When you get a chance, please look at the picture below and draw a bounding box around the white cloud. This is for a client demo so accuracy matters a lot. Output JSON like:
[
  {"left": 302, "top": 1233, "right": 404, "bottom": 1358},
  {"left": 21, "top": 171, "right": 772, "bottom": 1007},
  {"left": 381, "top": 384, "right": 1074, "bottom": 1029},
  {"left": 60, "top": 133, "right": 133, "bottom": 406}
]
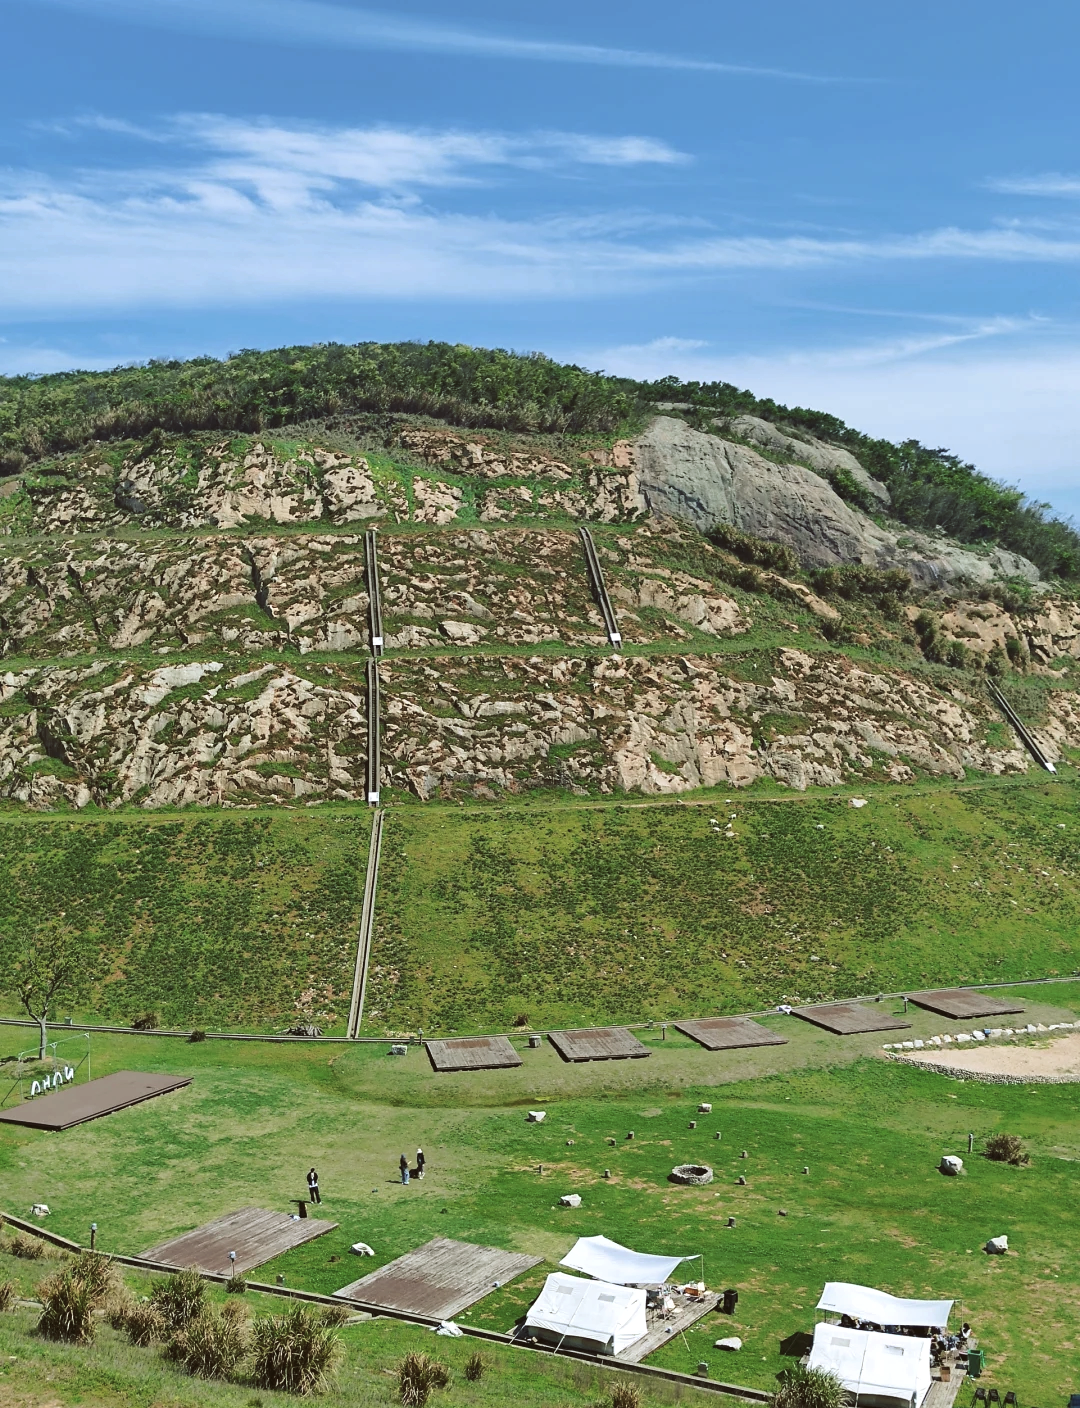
[
  {"left": 20, "top": 0, "right": 839, "bottom": 81},
  {"left": 987, "top": 173, "right": 1080, "bottom": 197}
]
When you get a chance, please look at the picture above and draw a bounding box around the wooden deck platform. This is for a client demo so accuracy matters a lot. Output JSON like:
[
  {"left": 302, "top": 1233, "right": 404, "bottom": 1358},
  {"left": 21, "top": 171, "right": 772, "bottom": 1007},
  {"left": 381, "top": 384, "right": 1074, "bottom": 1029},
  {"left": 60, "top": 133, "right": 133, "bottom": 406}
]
[
  {"left": 548, "top": 1028, "right": 650, "bottom": 1063},
  {"left": 617, "top": 1291, "right": 721, "bottom": 1363},
  {"left": 0, "top": 1071, "right": 192, "bottom": 1131},
  {"left": 674, "top": 1017, "right": 787, "bottom": 1051},
  {"left": 425, "top": 1036, "right": 522, "bottom": 1072},
  {"left": 793, "top": 1002, "right": 911, "bottom": 1035},
  {"left": 907, "top": 988, "right": 1026, "bottom": 1020},
  {"left": 923, "top": 1363, "right": 968, "bottom": 1408},
  {"left": 140, "top": 1207, "right": 337, "bottom": 1276},
  {"left": 335, "top": 1236, "right": 541, "bottom": 1319}
]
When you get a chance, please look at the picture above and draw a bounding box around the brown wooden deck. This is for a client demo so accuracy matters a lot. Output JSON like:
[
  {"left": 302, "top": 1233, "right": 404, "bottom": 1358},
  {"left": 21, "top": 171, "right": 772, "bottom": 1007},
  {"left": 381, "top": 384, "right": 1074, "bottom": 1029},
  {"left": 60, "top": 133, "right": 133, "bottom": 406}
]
[
  {"left": 425, "top": 1036, "right": 523, "bottom": 1072},
  {"left": 0, "top": 1071, "right": 192, "bottom": 1131},
  {"left": 793, "top": 1003, "right": 911, "bottom": 1035},
  {"left": 907, "top": 989, "right": 1026, "bottom": 1020},
  {"left": 923, "top": 1360, "right": 968, "bottom": 1408},
  {"left": 335, "top": 1236, "right": 541, "bottom": 1319},
  {"left": 549, "top": 1028, "right": 650, "bottom": 1062},
  {"left": 140, "top": 1207, "right": 337, "bottom": 1276},
  {"left": 675, "top": 1017, "right": 787, "bottom": 1051},
  {"left": 618, "top": 1291, "right": 721, "bottom": 1363}
]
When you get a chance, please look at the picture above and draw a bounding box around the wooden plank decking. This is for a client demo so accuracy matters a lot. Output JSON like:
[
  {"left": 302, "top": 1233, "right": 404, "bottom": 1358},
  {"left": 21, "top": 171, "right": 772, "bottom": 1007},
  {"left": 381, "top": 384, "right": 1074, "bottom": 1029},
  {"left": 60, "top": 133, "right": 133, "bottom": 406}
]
[
  {"left": 793, "top": 1003, "right": 911, "bottom": 1035},
  {"left": 907, "top": 989, "right": 1026, "bottom": 1020},
  {"left": 617, "top": 1291, "right": 721, "bottom": 1363},
  {"left": 675, "top": 1017, "right": 787, "bottom": 1051},
  {"left": 426, "top": 1036, "right": 523, "bottom": 1072},
  {"left": 549, "top": 1028, "right": 650, "bottom": 1063},
  {"left": 335, "top": 1236, "right": 541, "bottom": 1318},
  {"left": 923, "top": 1365, "right": 968, "bottom": 1408},
  {"left": 140, "top": 1207, "right": 337, "bottom": 1276},
  {"left": 0, "top": 1071, "right": 192, "bottom": 1131}
]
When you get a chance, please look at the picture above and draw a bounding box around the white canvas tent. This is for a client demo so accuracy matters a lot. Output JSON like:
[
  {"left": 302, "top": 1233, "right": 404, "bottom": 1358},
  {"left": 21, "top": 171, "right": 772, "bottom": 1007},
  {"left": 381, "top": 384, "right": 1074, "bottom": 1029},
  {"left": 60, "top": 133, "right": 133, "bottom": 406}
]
[
  {"left": 524, "top": 1272, "right": 647, "bottom": 1356},
  {"left": 808, "top": 1322, "right": 932, "bottom": 1408},
  {"left": 560, "top": 1235, "right": 693, "bottom": 1287},
  {"left": 817, "top": 1283, "right": 953, "bottom": 1329}
]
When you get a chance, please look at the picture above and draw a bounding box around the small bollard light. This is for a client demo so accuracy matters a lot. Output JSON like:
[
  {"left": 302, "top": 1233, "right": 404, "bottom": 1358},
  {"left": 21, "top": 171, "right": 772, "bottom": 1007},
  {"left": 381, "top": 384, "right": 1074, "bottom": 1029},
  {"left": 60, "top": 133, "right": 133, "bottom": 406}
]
[
  {"left": 697, "top": 1362, "right": 709, "bottom": 1377},
  {"left": 277, "top": 1274, "right": 285, "bottom": 1285},
  {"left": 968, "top": 1132, "right": 974, "bottom": 1154},
  {"left": 603, "top": 1169, "right": 610, "bottom": 1179},
  {"left": 688, "top": 1121, "right": 697, "bottom": 1129},
  {"left": 727, "top": 1216, "right": 736, "bottom": 1228},
  {"left": 803, "top": 1166, "right": 810, "bottom": 1175},
  {"left": 90, "top": 1222, "right": 97, "bottom": 1251}
]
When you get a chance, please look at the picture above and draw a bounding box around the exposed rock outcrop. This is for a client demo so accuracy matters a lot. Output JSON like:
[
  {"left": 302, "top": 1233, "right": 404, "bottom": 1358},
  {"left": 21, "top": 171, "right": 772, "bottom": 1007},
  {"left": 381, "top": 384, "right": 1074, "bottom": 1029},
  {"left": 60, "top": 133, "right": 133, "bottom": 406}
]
[
  {"left": 635, "top": 417, "right": 1040, "bottom": 586},
  {"left": 725, "top": 414, "right": 891, "bottom": 509}
]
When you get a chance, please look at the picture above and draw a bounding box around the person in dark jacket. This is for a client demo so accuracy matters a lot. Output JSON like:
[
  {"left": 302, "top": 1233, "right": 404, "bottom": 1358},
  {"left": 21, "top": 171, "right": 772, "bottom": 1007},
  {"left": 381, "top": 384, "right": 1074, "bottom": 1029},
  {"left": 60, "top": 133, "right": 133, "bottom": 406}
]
[
  {"left": 307, "top": 1168, "right": 321, "bottom": 1204},
  {"left": 416, "top": 1147, "right": 425, "bottom": 1179},
  {"left": 399, "top": 1153, "right": 410, "bottom": 1185}
]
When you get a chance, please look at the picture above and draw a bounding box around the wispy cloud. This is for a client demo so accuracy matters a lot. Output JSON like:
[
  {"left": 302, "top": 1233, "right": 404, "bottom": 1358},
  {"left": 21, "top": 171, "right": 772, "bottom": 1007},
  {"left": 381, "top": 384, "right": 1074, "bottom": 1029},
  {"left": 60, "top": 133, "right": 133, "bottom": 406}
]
[
  {"left": 18, "top": 0, "right": 841, "bottom": 81},
  {"left": 987, "top": 173, "right": 1080, "bottom": 197},
  {"left": 8, "top": 119, "right": 1080, "bottom": 317}
]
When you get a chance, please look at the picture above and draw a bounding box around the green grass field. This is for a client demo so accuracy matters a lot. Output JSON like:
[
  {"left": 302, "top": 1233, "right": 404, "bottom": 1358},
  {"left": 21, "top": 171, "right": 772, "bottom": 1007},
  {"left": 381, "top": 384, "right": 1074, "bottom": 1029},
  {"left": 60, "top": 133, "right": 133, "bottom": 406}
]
[
  {"left": 1, "top": 994, "right": 1078, "bottom": 1406},
  {"left": 0, "top": 811, "right": 370, "bottom": 1032},
  {"left": 364, "top": 779, "right": 1080, "bottom": 1033}
]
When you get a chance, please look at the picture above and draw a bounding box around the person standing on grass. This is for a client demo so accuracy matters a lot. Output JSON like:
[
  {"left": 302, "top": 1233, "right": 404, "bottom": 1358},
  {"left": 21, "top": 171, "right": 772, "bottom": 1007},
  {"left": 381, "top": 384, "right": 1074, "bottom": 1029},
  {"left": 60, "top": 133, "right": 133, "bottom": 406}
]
[
  {"left": 400, "top": 1153, "right": 410, "bottom": 1185},
  {"left": 307, "top": 1168, "right": 321, "bottom": 1204},
  {"left": 416, "top": 1147, "right": 425, "bottom": 1180}
]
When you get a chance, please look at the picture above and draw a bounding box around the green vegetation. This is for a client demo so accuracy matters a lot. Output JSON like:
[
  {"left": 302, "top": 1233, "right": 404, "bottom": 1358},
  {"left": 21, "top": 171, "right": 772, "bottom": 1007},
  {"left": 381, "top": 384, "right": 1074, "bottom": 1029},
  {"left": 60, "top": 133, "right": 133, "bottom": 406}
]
[
  {"left": 1, "top": 1017, "right": 1078, "bottom": 1403},
  {"left": 0, "top": 813, "right": 369, "bottom": 1031},
  {"left": 3, "top": 339, "right": 1078, "bottom": 575},
  {"left": 365, "top": 781, "right": 1080, "bottom": 1034}
]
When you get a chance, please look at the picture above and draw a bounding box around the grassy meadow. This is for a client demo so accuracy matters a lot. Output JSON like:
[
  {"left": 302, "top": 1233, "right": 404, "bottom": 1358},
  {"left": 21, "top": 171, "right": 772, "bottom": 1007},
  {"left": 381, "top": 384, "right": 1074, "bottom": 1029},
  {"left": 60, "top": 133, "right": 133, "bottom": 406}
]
[
  {"left": 0, "top": 811, "right": 370, "bottom": 1032},
  {"left": 1, "top": 997, "right": 1078, "bottom": 1405},
  {"left": 364, "top": 779, "right": 1080, "bottom": 1033}
]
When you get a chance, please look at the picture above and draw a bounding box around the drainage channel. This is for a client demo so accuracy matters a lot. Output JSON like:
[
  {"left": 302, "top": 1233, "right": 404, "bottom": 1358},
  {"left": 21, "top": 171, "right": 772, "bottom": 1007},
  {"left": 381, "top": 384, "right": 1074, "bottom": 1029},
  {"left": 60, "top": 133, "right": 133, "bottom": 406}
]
[
  {"left": 987, "top": 679, "right": 1056, "bottom": 773},
  {"left": 365, "top": 529, "right": 384, "bottom": 657},
  {"left": 578, "top": 525, "right": 622, "bottom": 649},
  {"left": 366, "top": 656, "right": 381, "bottom": 804},
  {"left": 347, "top": 808, "right": 386, "bottom": 1039}
]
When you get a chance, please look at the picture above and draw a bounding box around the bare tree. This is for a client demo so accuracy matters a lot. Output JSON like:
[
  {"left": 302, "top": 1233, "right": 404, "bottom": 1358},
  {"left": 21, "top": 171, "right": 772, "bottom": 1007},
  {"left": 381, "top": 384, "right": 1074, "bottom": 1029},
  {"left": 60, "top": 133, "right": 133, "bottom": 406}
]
[{"left": 13, "top": 922, "right": 75, "bottom": 1060}]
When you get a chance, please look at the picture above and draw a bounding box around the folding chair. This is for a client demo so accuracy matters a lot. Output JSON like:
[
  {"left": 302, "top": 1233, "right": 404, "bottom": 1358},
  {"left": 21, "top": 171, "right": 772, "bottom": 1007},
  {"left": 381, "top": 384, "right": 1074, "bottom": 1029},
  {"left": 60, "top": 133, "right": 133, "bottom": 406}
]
[
  {"left": 1003, "top": 1394, "right": 1018, "bottom": 1408},
  {"left": 971, "top": 1389, "right": 987, "bottom": 1407},
  {"left": 987, "top": 1390, "right": 1001, "bottom": 1406}
]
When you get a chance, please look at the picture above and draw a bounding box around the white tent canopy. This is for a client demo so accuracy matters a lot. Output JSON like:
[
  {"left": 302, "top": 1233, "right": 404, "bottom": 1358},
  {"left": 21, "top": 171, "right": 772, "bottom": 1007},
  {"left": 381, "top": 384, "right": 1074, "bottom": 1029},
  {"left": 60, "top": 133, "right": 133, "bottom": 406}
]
[
  {"left": 524, "top": 1272, "right": 647, "bottom": 1356},
  {"left": 808, "top": 1322, "right": 932, "bottom": 1408},
  {"left": 559, "top": 1235, "right": 693, "bottom": 1287},
  {"left": 817, "top": 1283, "right": 953, "bottom": 1329}
]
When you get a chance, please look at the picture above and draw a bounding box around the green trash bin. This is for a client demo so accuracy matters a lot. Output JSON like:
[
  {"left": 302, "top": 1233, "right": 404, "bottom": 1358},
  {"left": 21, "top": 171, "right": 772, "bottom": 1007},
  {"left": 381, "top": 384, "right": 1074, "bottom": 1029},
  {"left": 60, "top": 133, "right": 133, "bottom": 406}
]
[{"left": 967, "top": 1348, "right": 985, "bottom": 1378}]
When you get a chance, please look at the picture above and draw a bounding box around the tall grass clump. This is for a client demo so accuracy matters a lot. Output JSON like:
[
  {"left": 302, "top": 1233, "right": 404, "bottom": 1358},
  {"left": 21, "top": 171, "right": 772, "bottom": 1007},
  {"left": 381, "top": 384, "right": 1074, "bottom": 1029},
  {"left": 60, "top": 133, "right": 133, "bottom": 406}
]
[
  {"left": 773, "top": 1364, "right": 851, "bottom": 1408},
  {"left": 0, "top": 1281, "right": 17, "bottom": 1312},
  {"left": 36, "top": 1269, "right": 97, "bottom": 1343},
  {"left": 149, "top": 1267, "right": 206, "bottom": 1331},
  {"left": 251, "top": 1304, "right": 342, "bottom": 1395},
  {"left": 463, "top": 1350, "right": 487, "bottom": 1382},
  {"left": 166, "top": 1301, "right": 249, "bottom": 1380},
  {"left": 610, "top": 1383, "right": 643, "bottom": 1408},
  {"left": 397, "top": 1350, "right": 452, "bottom": 1407}
]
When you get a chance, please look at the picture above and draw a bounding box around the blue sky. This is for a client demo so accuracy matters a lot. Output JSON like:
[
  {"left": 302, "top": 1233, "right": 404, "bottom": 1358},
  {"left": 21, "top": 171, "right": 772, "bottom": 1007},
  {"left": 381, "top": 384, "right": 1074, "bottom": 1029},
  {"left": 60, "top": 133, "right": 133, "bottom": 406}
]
[{"left": 2, "top": 0, "right": 1080, "bottom": 517}]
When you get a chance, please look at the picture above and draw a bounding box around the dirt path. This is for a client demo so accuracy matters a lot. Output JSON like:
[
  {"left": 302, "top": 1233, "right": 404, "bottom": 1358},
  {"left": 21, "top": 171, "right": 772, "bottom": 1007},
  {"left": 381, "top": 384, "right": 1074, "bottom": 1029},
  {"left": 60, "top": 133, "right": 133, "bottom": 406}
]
[{"left": 905, "top": 1031, "right": 1080, "bottom": 1078}]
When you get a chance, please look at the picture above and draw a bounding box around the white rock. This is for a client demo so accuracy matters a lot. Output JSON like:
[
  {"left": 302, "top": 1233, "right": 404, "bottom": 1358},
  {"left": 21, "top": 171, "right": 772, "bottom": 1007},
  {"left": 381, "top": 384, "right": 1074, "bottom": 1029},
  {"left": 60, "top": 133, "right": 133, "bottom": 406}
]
[
  {"left": 715, "top": 1337, "right": 743, "bottom": 1351},
  {"left": 985, "top": 1236, "right": 1008, "bottom": 1254},
  {"left": 527, "top": 1111, "right": 546, "bottom": 1123},
  {"left": 849, "top": 797, "right": 869, "bottom": 808},
  {"left": 30, "top": 1203, "right": 50, "bottom": 1216},
  {"left": 939, "top": 1156, "right": 964, "bottom": 1176},
  {"left": 559, "top": 1194, "right": 582, "bottom": 1208},
  {"left": 351, "top": 1242, "right": 375, "bottom": 1256}
]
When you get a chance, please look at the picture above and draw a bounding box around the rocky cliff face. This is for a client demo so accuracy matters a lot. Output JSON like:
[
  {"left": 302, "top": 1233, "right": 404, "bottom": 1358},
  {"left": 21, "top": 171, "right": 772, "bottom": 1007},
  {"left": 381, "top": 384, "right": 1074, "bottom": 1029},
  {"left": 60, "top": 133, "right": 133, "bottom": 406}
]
[
  {"left": 635, "top": 417, "right": 1040, "bottom": 586},
  {"left": 1, "top": 416, "right": 1076, "bottom": 811}
]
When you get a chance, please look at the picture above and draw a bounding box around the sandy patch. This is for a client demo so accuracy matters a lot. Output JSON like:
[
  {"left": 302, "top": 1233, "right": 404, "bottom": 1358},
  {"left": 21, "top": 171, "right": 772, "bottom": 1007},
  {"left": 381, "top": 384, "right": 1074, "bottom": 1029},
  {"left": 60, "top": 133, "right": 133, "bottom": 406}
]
[{"left": 904, "top": 1031, "right": 1080, "bottom": 1079}]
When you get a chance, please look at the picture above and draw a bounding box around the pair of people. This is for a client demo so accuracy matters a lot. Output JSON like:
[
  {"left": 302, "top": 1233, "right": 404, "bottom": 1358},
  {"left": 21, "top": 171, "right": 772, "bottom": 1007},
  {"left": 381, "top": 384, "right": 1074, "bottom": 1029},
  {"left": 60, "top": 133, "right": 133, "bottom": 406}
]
[{"left": 399, "top": 1147, "right": 426, "bottom": 1184}]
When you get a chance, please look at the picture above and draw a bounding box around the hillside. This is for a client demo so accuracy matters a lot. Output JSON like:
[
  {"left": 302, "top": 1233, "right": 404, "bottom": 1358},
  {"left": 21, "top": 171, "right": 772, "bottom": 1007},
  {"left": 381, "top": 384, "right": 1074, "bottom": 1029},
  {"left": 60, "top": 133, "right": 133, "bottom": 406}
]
[{"left": 1, "top": 340, "right": 1079, "bottom": 1032}]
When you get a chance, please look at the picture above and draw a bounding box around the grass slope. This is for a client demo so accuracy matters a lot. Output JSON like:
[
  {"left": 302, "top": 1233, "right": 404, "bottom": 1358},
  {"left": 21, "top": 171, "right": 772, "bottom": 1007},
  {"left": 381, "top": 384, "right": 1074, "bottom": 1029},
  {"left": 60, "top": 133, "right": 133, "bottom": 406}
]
[
  {"left": 1, "top": 1009, "right": 1077, "bottom": 1403},
  {"left": 0, "top": 811, "right": 369, "bottom": 1031},
  {"left": 365, "top": 780, "right": 1080, "bottom": 1033}
]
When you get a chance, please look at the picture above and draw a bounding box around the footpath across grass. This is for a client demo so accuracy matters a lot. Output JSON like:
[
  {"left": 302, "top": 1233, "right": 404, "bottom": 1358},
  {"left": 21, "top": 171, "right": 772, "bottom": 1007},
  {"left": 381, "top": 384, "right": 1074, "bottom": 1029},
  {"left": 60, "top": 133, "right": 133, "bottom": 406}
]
[
  {"left": 364, "top": 780, "right": 1080, "bottom": 1033},
  {"left": 1, "top": 1004, "right": 1078, "bottom": 1406}
]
